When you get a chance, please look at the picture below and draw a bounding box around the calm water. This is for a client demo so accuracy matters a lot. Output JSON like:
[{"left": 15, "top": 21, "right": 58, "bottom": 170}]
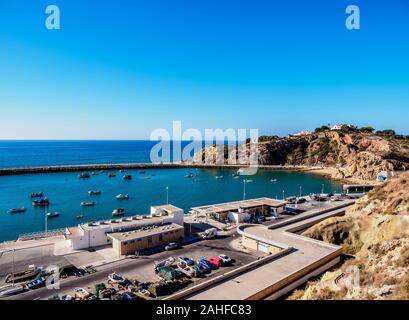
[
  {"left": 0, "top": 140, "right": 202, "bottom": 168},
  {"left": 0, "top": 168, "right": 341, "bottom": 241}
]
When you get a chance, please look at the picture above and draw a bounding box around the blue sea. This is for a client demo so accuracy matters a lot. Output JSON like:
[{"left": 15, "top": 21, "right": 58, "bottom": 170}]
[{"left": 0, "top": 141, "right": 341, "bottom": 241}]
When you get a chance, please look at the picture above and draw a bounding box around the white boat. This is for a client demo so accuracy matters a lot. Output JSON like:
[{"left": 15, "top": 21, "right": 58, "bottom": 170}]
[
  {"left": 270, "top": 179, "right": 278, "bottom": 182},
  {"left": 112, "top": 208, "right": 125, "bottom": 216},
  {"left": 185, "top": 173, "right": 194, "bottom": 178},
  {"left": 81, "top": 202, "right": 95, "bottom": 207},
  {"left": 216, "top": 176, "right": 224, "bottom": 179},
  {"left": 116, "top": 194, "right": 129, "bottom": 200},
  {"left": 244, "top": 179, "right": 253, "bottom": 183},
  {"left": 47, "top": 212, "right": 60, "bottom": 218},
  {"left": 123, "top": 174, "right": 132, "bottom": 180},
  {"left": 8, "top": 207, "right": 26, "bottom": 214},
  {"left": 88, "top": 190, "right": 102, "bottom": 195}
]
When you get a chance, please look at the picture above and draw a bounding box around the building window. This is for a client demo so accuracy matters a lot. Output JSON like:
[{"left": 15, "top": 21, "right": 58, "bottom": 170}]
[
  {"left": 159, "top": 234, "right": 163, "bottom": 241},
  {"left": 123, "top": 241, "right": 128, "bottom": 245}
]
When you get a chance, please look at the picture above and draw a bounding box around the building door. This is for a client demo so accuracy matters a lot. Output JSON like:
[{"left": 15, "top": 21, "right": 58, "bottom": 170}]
[{"left": 258, "top": 242, "right": 269, "bottom": 253}]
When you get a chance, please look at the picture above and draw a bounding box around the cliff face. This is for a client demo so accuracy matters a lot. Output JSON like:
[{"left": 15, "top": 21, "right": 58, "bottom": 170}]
[
  {"left": 192, "top": 131, "right": 409, "bottom": 181},
  {"left": 289, "top": 172, "right": 409, "bottom": 300}
]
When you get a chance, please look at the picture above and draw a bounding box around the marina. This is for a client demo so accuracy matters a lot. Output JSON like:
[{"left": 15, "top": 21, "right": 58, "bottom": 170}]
[{"left": 0, "top": 168, "right": 341, "bottom": 242}]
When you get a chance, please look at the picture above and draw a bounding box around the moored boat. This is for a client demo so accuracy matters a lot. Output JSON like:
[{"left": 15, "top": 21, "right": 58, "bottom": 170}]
[
  {"left": 116, "top": 194, "right": 129, "bottom": 200},
  {"left": 8, "top": 207, "right": 26, "bottom": 214},
  {"left": 32, "top": 198, "right": 49, "bottom": 207},
  {"left": 79, "top": 173, "right": 91, "bottom": 179},
  {"left": 108, "top": 173, "right": 117, "bottom": 178},
  {"left": 75, "top": 214, "right": 84, "bottom": 220},
  {"left": 80, "top": 202, "right": 95, "bottom": 207},
  {"left": 112, "top": 208, "right": 125, "bottom": 217},
  {"left": 123, "top": 174, "right": 132, "bottom": 180},
  {"left": 47, "top": 212, "right": 60, "bottom": 218},
  {"left": 30, "top": 192, "right": 43, "bottom": 198},
  {"left": 88, "top": 190, "right": 102, "bottom": 195}
]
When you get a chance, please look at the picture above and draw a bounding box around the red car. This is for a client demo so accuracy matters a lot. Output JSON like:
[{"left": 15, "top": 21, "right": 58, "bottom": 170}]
[{"left": 208, "top": 256, "right": 223, "bottom": 267}]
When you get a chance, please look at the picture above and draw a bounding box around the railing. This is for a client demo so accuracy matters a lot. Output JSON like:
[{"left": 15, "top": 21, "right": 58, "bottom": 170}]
[{"left": 18, "top": 228, "right": 66, "bottom": 241}]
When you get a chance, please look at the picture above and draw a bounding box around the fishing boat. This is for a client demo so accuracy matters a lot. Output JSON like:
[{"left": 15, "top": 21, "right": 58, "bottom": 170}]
[
  {"left": 185, "top": 173, "right": 194, "bottom": 178},
  {"left": 30, "top": 192, "right": 43, "bottom": 198},
  {"left": 108, "top": 173, "right": 117, "bottom": 178},
  {"left": 116, "top": 194, "right": 129, "bottom": 200},
  {"left": 8, "top": 207, "right": 26, "bottom": 214},
  {"left": 47, "top": 212, "right": 60, "bottom": 218},
  {"left": 80, "top": 202, "right": 95, "bottom": 207},
  {"left": 88, "top": 190, "right": 102, "bottom": 195},
  {"left": 123, "top": 174, "right": 132, "bottom": 180},
  {"left": 112, "top": 208, "right": 125, "bottom": 217},
  {"left": 79, "top": 173, "right": 91, "bottom": 179},
  {"left": 75, "top": 215, "right": 84, "bottom": 220},
  {"left": 32, "top": 198, "right": 49, "bottom": 207}
]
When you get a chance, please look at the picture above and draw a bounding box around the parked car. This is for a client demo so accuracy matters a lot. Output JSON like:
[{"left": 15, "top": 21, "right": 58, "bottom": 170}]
[
  {"left": 111, "top": 294, "right": 124, "bottom": 300},
  {"left": 165, "top": 242, "right": 180, "bottom": 251},
  {"left": 60, "top": 294, "right": 74, "bottom": 300},
  {"left": 178, "top": 264, "right": 196, "bottom": 278},
  {"left": 122, "top": 291, "right": 138, "bottom": 300},
  {"left": 87, "top": 294, "right": 98, "bottom": 300},
  {"left": 74, "top": 287, "right": 90, "bottom": 300},
  {"left": 198, "top": 259, "right": 215, "bottom": 271},
  {"left": 190, "top": 264, "right": 206, "bottom": 277},
  {"left": 100, "top": 288, "right": 116, "bottom": 299},
  {"left": 178, "top": 256, "right": 195, "bottom": 266},
  {"left": 108, "top": 272, "right": 125, "bottom": 283},
  {"left": 27, "top": 276, "right": 46, "bottom": 290},
  {"left": 208, "top": 256, "right": 223, "bottom": 267},
  {"left": 138, "top": 289, "right": 151, "bottom": 297},
  {"left": 218, "top": 254, "right": 232, "bottom": 265}
]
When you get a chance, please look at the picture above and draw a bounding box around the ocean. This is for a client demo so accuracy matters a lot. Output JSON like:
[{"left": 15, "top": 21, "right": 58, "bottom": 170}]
[{"left": 0, "top": 141, "right": 341, "bottom": 241}]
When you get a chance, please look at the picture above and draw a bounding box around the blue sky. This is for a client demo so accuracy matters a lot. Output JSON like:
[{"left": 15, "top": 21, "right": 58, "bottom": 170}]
[{"left": 0, "top": 0, "right": 408, "bottom": 139}]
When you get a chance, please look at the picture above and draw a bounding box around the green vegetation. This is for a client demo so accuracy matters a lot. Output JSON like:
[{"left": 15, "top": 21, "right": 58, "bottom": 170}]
[{"left": 314, "top": 125, "right": 330, "bottom": 133}]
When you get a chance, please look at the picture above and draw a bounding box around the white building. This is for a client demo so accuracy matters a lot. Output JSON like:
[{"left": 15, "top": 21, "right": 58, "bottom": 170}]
[{"left": 65, "top": 204, "right": 184, "bottom": 250}]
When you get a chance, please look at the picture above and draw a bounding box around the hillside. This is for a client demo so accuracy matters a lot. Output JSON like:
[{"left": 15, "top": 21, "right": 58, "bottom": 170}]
[
  {"left": 288, "top": 171, "right": 409, "bottom": 300},
  {"left": 192, "top": 130, "right": 409, "bottom": 181}
]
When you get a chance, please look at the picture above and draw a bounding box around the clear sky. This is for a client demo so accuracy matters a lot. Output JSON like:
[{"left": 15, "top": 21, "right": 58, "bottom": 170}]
[{"left": 0, "top": 0, "right": 408, "bottom": 139}]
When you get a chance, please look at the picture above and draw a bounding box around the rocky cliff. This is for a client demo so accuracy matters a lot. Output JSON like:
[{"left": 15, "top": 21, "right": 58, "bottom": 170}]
[
  {"left": 192, "top": 131, "right": 409, "bottom": 181},
  {"left": 288, "top": 171, "right": 409, "bottom": 300}
]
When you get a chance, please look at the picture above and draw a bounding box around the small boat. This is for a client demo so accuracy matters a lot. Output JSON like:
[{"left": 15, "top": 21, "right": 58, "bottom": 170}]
[
  {"left": 112, "top": 208, "right": 125, "bottom": 217},
  {"left": 81, "top": 202, "right": 95, "bottom": 207},
  {"left": 88, "top": 190, "right": 101, "bottom": 195},
  {"left": 244, "top": 179, "right": 253, "bottom": 183},
  {"left": 116, "top": 194, "right": 129, "bottom": 200},
  {"left": 79, "top": 173, "right": 91, "bottom": 179},
  {"left": 233, "top": 176, "right": 240, "bottom": 179},
  {"left": 91, "top": 172, "right": 99, "bottom": 176},
  {"left": 270, "top": 179, "right": 278, "bottom": 183},
  {"left": 108, "top": 173, "right": 117, "bottom": 178},
  {"left": 47, "top": 212, "right": 60, "bottom": 218},
  {"left": 185, "top": 173, "right": 194, "bottom": 178},
  {"left": 75, "top": 215, "right": 84, "bottom": 220},
  {"left": 100, "top": 170, "right": 107, "bottom": 173},
  {"left": 26, "top": 276, "right": 46, "bottom": 289},
  {"left": 119, "top": 169, "right": 126, "bottom": 173},
  {"left": 216, "top": 176, "right": 224, "bottom": 179},
  {"left": 30, "top": 192, "right": 43, "bottom": 198},
  {"left": 123, "top": 174, "right": 132, "bottom": 180},
  {"left": 32, "top": 198, "right": 49, "bottom": 207},
  {"left": 8, "top": 207, "right": 26, "bottom": 214}
]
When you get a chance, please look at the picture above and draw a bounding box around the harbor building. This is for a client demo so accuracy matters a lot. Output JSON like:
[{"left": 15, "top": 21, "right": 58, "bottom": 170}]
[
  {"left": 108, "top": 223, "right": 184, "bottom": 255},
  {"left": 190, "top": 197, "right": 287, "bottom": 223},
  {"left": 65, "top": 204, "right": 184, "bottom": 253}
]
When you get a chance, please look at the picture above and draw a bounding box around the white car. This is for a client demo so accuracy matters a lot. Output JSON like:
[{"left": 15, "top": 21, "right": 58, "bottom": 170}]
[
  {"left": 74, "top": 287, "right": 90, "bottom": 299},
  {"left": 218, "top": 254, "right": 232, "bottom": 265},
  {"left": 108, "top": 272, "right": 125, "bottom": 283}
]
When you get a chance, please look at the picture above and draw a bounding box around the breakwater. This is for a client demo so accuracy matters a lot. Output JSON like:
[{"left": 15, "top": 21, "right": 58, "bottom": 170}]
[{"left": 0, "top": 163, "right": 312, "bottom": 176}]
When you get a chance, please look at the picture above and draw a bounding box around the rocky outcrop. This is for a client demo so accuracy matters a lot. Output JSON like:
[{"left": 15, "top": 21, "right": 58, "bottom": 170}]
[
  {"left": 288, "top": 171, "right": 409, "bottom": 300},
  {"left": 192, "top": 131, "right": 409, "bottom": 181}
]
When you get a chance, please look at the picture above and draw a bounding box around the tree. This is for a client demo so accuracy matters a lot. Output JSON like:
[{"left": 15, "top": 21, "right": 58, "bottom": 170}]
[
  {"left": 314, "top": 125, "right": 330, "bottom": 133},
  {"left": 359, "top": 126, "right": 375, "bottom": 133},
  {"left": 376, "top": 129, "right": 396, "bottom": 136}
]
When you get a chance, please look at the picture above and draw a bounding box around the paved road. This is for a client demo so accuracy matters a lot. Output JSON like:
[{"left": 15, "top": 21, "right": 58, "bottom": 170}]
[{"left": 2, "top": 236, "right": 256, "bottom": 300}]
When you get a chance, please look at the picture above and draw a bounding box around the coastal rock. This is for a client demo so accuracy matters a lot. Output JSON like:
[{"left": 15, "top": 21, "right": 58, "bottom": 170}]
[{"left": 192, "top": 131, "right": 409, "bottom": 181}]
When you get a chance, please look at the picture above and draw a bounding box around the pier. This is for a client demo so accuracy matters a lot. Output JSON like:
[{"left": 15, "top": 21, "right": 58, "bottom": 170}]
[{"left": 0, "top": 163, "right": 312, "bottom": 176}]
